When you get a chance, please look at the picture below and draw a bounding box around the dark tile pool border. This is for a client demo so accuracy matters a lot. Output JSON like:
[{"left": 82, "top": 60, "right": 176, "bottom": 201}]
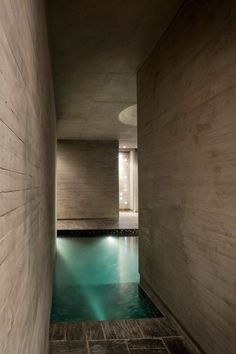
[
  {"left": 57, "top": 229, "right": 139, "bottom": 237},
  {"left": 138, "top": 286, "right": 164, "bottom": 318}
]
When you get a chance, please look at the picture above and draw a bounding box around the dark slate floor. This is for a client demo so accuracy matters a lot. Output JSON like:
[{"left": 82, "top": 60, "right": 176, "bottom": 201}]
[{"left": 50, "top": 318, "right": 198, "bottom": 354}]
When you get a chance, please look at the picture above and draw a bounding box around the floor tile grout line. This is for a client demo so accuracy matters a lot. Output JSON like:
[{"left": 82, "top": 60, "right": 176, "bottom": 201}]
[
  {"left": 126, "top": 344, "right": 167, "bottom": 350},
  {"left": 51, "top": 340, "right": 87, "bottom": 343},
  {"left": 158, "top": 335, "right": 183, "bottom": 339},
  {"left": 100, "top": 322, "right": 107, "bottom": 340},
  {"left": 51, "top": 338, "right": 66, "bottom": 342},
  {"left": 86, "top": 339, "right": 91, "bottom": 354},
  {"left": 85, "top": 336, "right": 181, "bottom": 341},
  {"left": 161, "top": 338, "right": 171, "bottom": 354},
  {"left": 127, "top": 347, "right": 166, "bottom": 350},
  {"left": 63, "top": 323, "right": 66, "bottom": 341},
  {"left": 125, "top": 339, "right": 131, "bottom": 354},
  {"left": 135, "top": 320, "right": 145, "bottom": 338},
  {"left": 85, "top": 339, "right": 127, "bottom": 342}
]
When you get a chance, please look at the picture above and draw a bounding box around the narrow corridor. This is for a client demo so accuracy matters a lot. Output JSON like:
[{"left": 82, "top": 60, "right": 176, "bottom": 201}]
[{"left": 0, "top": 1, "right": 235, "bottom": 353}]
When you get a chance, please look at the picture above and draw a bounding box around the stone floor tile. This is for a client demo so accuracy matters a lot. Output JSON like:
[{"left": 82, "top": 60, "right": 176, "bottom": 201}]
[
  {"left": 137, "top": 318, "right": 179, "bottom": 338},
  {"left": 127, "top": 338, "right": 165, "bottom": 350},
  {"left": 50, "top": 340, "right": 88, "bottom": 354},
  {"left": 66, "top": 323, "right": 84, "bottom": 340},
  {"left": 89, "top": 340, "right": 129, "bottom": 354},
  {"left": 83, "top": 321, "right": 105, "bottom": 340},
  {"left": 102, "top": 320, "right": 143, "bottom": 339},
  {"left": 163, "top": 337, "right": 195, "bottom": 354},
  {"left": 66, "top": 321, "right": 104, "bottom": 340},
  {"left": 50, "top": 323, "right": 66, "bottom": 341},
  {"left": 129, "top": 350, "right": 168, "bottom": 354}
]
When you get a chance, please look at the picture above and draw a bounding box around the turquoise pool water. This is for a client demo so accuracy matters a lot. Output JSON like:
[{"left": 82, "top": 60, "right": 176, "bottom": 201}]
[{"left": 51, "top": 236, "right": 161, "bottom": 322}]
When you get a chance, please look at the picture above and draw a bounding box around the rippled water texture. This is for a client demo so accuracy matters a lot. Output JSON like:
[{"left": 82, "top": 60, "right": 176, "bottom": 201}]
[{"left": 51, "top": 236, "right": 161, "bottom": 321}]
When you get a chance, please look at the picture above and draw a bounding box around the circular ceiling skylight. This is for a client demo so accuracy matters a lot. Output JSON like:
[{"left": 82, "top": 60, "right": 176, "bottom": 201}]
[{"left": 119, "top": 104, "right": 137, "bottom": 127}]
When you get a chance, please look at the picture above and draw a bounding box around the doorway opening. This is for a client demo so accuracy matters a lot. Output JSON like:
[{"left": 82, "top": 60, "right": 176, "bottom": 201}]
[
  {"left": 119, "top": 149, "right": 138, "bottom": 212},
  {"left": 118, "top": 148, "right": 138, "bottom": 231}
]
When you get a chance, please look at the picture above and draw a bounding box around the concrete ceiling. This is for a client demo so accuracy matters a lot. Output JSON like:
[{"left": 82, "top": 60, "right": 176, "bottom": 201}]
[{"left": 49, "top": 0, "right": 182, "bottom": 145}]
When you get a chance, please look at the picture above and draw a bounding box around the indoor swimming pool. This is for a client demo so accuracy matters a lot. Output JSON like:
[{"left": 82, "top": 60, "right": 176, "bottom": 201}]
[{"left": 51, "top": 236, "right": 161, "bottom": 322}]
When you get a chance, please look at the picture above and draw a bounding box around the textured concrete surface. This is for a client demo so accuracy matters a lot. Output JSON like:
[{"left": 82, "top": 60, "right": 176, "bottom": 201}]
[
  {"left": 0, "top": 0, "right": 56, "bottom": 353},
  {"left": 50, "top": 318, "right": 197, "bottom": 354},
  {"left": 57, "top": 140, "right": 119, "bottom": 219},
  {"left": 138, "top": 1, "right": 236, "bottom": 353},
  {"left": 48, "top": 0, "right": 182, "bottom": 143}
]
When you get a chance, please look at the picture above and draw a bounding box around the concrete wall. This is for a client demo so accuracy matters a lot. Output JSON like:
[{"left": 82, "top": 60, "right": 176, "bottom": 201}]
[
  {"left": 138, "top": 1, "right": 236, "bottom": 353},
  {"left": 57, "top": 140, "right": 119, "bottom": 219},
  {"left": 0, "top": 1, "right": 56, "bottom": 353}
]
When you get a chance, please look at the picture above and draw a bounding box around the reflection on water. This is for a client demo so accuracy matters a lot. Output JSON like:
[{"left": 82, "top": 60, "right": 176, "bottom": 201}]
[{"left": 51, "top": 236, "right": 161, "bottom": 322}]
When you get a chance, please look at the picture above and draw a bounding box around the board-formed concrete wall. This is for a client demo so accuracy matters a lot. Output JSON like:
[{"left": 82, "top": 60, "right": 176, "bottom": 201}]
[
  {"left": 138, "top": 1, "right": 236, "bottom": 353},
  {"left": 0, "top": 1, "right": 56, "bottom": 353},
  {"left": 57, "top": 140, "right": 119, "bottom": 219}
]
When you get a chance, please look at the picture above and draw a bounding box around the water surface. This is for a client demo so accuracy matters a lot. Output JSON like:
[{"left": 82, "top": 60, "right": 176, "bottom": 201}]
[{"left": 51, "top": 236, "right": 161, "bottom": 321}]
